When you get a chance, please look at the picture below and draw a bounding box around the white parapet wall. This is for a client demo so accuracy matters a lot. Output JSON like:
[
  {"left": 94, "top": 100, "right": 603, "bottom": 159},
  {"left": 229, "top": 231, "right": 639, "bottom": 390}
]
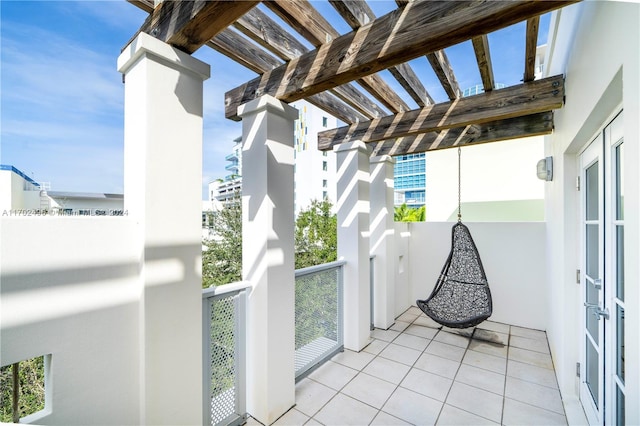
[
  {"left": 0, "top": 217, "right": 141, "bottom": 424},
  {"left": 407, "top": 221, "right": 547, "bottom": 330}
]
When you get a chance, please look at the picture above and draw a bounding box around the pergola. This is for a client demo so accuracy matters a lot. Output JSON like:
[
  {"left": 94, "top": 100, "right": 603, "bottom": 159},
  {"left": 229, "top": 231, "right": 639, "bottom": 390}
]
[{"left": 127, "top": 0, "right": 576, "bottom": 156}]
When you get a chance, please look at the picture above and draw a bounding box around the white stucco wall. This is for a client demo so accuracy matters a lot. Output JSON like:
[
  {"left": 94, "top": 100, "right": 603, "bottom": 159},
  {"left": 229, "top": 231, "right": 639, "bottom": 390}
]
[
  {"left": 408, "top": 222, "right": 547, "bottom": 330},
  {"left": 394, "top": 222, "right": 411, "bottom": 318},
  {"left": 545, "top": 2, "right": 640, "bottom": 423},
  {"left": 0, "top": 217, "right": 141, "bottom": 425},
  {"left": 425, "top": 137, "right": 545, "bottom": 221}
]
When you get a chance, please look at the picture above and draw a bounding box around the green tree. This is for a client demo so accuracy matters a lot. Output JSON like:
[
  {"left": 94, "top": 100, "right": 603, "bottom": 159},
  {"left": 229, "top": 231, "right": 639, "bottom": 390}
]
[
  {"left": 294, "top": 199, "right": 337, "bottom": 269},
  {"left": 0, "top": 358, "right": 45, "bottom": 422},
  {"left": 202, "top": 200, "right": 242, "bottom": 288},
  {"left": 394, "top": 203, "right": 426, "bottom": 222}
]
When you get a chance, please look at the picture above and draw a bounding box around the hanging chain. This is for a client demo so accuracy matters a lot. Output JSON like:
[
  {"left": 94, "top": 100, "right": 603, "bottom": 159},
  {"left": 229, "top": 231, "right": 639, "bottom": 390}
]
[{"left": 457, "top": 146, "right": 462, "bottom": 222}]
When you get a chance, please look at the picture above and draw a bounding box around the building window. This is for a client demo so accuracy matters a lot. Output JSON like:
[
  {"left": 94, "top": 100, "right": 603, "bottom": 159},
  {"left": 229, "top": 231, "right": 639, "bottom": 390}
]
[
  {"left": 322, "top": 116, "right": 328, "bottom": 127},
  {"left": 1, "top": 355, "right": 49, "bottom": 422},
  {"left": 323, "top": 191, "right": 328, "bottom": 199},
  {"left": 322, "top": 161, "right": 327, "bottom": 171},
  {"left": 323, "top": 151, "right": 327, "bottom": 157},
  {"left": 323, "top": 179, "right": 327, "bottom": 188}
]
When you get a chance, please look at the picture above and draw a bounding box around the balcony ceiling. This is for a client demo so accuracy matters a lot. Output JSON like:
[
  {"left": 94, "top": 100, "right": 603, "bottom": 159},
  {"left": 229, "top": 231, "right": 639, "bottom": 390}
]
[{"left": 127, "top": 0, "right": 579, "bottom": 157}]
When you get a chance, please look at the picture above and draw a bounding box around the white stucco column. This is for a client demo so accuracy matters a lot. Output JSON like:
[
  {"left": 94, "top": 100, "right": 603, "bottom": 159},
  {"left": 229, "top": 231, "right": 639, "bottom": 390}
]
[
  {"left": 118, "top": 32, "right": 209, "bottom": 425},
  {"left": 369, "top": 155, "right": 396, "bottom": 329},
  {"left": 238, "top": 95, "right": 297, "bottom": 425},
  {"left": 335, "top": 141, "right": 371, "bottom": 351}
]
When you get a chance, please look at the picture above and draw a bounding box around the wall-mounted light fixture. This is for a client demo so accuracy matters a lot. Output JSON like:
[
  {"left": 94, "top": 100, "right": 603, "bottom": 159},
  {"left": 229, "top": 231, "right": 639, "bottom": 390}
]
[{"left": 536, "top": 156, "right": 553, "bottom": 181}]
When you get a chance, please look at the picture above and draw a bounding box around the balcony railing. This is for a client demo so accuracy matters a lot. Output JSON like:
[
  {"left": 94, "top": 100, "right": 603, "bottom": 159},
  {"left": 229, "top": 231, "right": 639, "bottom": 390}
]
[
  {"left": 294, "top": 260, "right": 345, "bottom": 380},
  {"left": 202, "top": 282, "right": 250, "bottom": 426}
]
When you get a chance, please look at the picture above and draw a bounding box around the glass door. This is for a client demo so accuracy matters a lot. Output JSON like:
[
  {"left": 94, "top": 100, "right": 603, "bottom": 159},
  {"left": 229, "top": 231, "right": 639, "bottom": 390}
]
[{"left": 580, "top": 138, "right": 605, "bottom": 425}]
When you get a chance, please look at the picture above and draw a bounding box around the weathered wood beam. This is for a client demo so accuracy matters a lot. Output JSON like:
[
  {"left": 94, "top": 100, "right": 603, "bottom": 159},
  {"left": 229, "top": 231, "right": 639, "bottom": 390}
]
[
  {"left": 233, "top": 6, "right": 384, "bottom": 119},
  {"left": 234, "top": 7, "right": 308, "bottom": 62},
  {"left": 472, "top": 35, "right": 495, "bottom": 92},
  {"left": 226, "top": 1, "right": 577, "bottom": 120},
  {"left": 264, "top": 0, "right": 409, "bottom": 113},
  {"left": 127, "top": 0, "right": 153, "bottom": 13},
  {"left": 317, "top": 75, "right": 564, "bottom": 150},
  {"left": 427, "top": 50, "right": 462, "bottom": 100},
  {"left": 210, "top": 29, "right": 364, "bottom": 124},
  {"left": 370, "top": 112, "right": 554, "bottom": 157},
  {"left": 209, "top": 29, "right": 282, "bottom": 75},
  {"left": 524, "top": 16, "right": 541, "bottom": 82},
  {"left": 330, "top": 0, "right": 434, "bottom": 107},
  {"left": 135, "top": 0, "right": 259, "bottom": 54}
]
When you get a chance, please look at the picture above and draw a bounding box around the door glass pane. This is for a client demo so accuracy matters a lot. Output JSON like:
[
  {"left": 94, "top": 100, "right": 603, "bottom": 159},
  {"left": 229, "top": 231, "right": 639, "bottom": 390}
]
[
  {"left": 586, "top": 340, "right": 599, "bottom": 407},
  {"left": 617, "top": 226, "right": 625, "bottom": 301},
  {"left": 617, "top": 385, "right": 625, "bottom": 425},
  {"left": 616, "top": 143, "right": 624, "bottom": 220},
  {"left": 586, "top": 162, "right": 599, "bottom": 220},
  {"left": 586, "top": 224, "right": 599, "bottom": 278},
  {"left": 617, "top": 305, "right": 625, "bottom": 382}
]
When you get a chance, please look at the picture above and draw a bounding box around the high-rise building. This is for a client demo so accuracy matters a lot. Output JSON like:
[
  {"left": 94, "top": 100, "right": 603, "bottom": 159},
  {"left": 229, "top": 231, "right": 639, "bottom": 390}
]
[
  {"left": 394, "top": 153, "right": 426, "bottom": 209},
  {"left": 209, "top": 100, "right": 338, "bottom": 215}
]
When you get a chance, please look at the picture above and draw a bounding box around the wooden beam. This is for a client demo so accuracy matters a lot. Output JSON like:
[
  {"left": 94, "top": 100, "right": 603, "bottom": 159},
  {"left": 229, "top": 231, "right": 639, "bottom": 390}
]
[
  {"left": 264, "top": 0, "right": 409, "bottom": 113},
  {"left": 234, "top": 8, "right": 308, "bottom": 62},
  {"left": 233, "top": 6, "right": 385, "bottom": 119},
  {"left": 369, "top": 112, "right": 554, "bottom": 157},
  {"left": 317, "top": 75, "right": 564, "bottom": 150},
  {"left": 330, "top": 0, "right": 433, "bottom": 107},
  {"left": 127, "top": 0, "right": 153, "bottom": 13},
  {"left": 427, "top": 50, "right": 462, "bottom": 100},
  {"left": 136, "top": 0, "right": 259, "bottom": 54},
  {"left": 524, "top": 16, "right": 541, "bottom": 82},
  {"left": 209, "top": 29, "right": 282, "bottom": 75},
  {"left": 210, "top": 29, "right": 365, "bottom": 124},
  {"left": 226, "top": 1, "right": 577, "bottom": 120},
  {"left": 472, "top": 35, "right": 495, "bottom": 92}
]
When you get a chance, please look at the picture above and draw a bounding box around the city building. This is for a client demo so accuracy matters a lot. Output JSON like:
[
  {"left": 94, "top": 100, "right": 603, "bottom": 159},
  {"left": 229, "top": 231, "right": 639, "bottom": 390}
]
[
  {"left": 1, "top": 164, "right": 124, "bottom": 216},
  {"left": 209, "top": 100, "right": 338, "bottom": 215},
  {"left": 393, "top": 153, "right": 426, "bottom": 208}
]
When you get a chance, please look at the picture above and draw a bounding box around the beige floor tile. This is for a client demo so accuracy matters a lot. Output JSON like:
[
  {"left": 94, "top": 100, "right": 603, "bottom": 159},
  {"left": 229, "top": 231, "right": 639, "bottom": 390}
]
[
  {"left": 468, "top": 339, "right": 508, "bottom": 358},
  {"left": 454, "top": 364, "right": 505, "bottom": 395},
  {"left": 414, "top": 353, "right": 461, "bottom": 379},
  {"left": 363, "top": 339, "right": 389, "bottom": 355},
  {"left": 390, "top": 320, "right": 411, "bottom": 332},
  {"left": 510, "top": 326, "right": 547, "bottom": 341},
  {"left": 404, "top": 324, "right": 439, "bottom": 339},
  {"left": 507, "top": 359, "right": 559, "bottom": 389},
  {"left": 245, "top": 416, "right": 263, "bottom": 425},
  {"left": 434, "top": 330, "right": 470, "bottom": 349},
  {"left": 371, "top": 328, "right": 400, "bottom": 342},
  {"left": 294, "top": 378, "right": 338, "bottom": 417},
  {"left": 273, "top": 408, "right": 309, "bottom": 426},
  {"left": 370, "top": 411, "right": 412, "bottom": 425},
  {"left": 462, "top": 349, "right": 507, "bottom": 374},
  {"left": 445, "top": 382, "right": 503, "bottom": 423},
  {"left": 476, "top": 321, "right": 510, "bottom": 334},
  {"left": 363, "top": 356, "right": 411, "bottom": 385},
  {"left": 425, "top": 341, "right": 466, "bottom": 362},
  {"left": 331, "top": 349, "right": 375, "bottom": 371},
  {"left": 308, "top": 361, "right": 358, "bottom": 391},
  {"left": 502, "top": 398, "right": 567, "bottom": 425},
  {"left": 305, "top": 419, "right": 322, "bottom": 426},
  {"left": 313, "top": 393, "right": 378, "bottom": 426},
  {"left": 508, "top": 347, "right": 554, "bottom": 370},
  {"left": 436, "top": 404, "right": 499, "bottom": 425},
  {"left": 406, "top": 306, "right": 424, "bottom": 316},
  {"left": 341, "top": 372, "right": 396, "bottom": 409},
  {"left": 473, "top": 328, "right": 509, "bottom": 345},
  {"left": 393, "top": 333, "right": 430, "bottom": 351},
  {"left": 510, "top": 335, "right": 550, "bottom": 354},
  {"left": 397, "top": 312, "right": 420, "bottom": 323},
  {"left": 400, "top": 367, "right": 453, "bottom": 402},
  {"left": 414, "top": 315, "right": 443, "bottom": 328},
  {"left": 379, "top": 343, "right": 422, "bottom": 366},
  {"left": 505, "top": 376, "right": 564, "bottom": 414},
  {"left": 382, "top": 387, "right": 443, "bottom": 425}
]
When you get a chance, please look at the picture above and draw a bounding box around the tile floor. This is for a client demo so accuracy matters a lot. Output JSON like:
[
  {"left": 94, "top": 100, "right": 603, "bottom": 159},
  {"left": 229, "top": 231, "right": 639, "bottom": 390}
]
[{"left": 252, "top": 307, "right": 567, "bottom": 426}]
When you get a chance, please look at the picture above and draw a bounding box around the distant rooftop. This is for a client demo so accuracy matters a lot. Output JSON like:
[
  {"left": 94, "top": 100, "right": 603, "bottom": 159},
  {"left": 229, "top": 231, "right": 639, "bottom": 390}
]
[{"left": 0, "top": 164, "right": 40, "bottom": 187}]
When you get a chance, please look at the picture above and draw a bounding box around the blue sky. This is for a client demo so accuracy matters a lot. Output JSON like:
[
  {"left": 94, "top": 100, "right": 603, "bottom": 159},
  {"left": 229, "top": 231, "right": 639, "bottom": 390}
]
[{"left": 1, "top": 1, "right": 549, "bottom": 199}]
